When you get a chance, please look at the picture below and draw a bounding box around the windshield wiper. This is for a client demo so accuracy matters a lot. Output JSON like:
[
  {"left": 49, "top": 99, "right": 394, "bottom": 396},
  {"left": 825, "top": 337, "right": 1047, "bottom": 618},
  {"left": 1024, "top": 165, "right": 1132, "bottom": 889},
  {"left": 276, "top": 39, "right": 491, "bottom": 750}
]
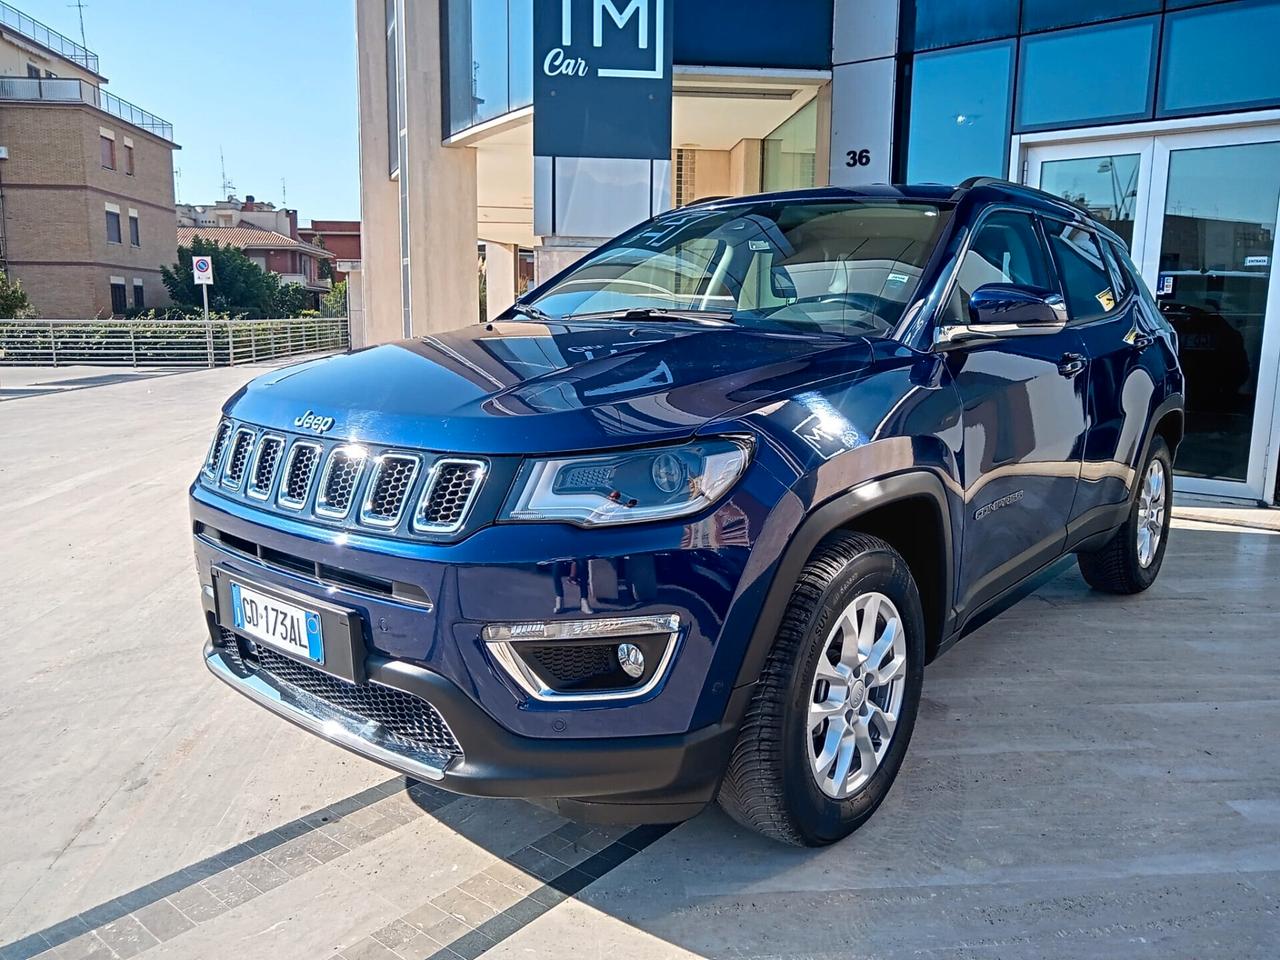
[
  {"left": 509, "top": 302, "right": 556, "bottom": 323},
  {"left": 566, "top": 307, "right": 735, "bottom": 324}
]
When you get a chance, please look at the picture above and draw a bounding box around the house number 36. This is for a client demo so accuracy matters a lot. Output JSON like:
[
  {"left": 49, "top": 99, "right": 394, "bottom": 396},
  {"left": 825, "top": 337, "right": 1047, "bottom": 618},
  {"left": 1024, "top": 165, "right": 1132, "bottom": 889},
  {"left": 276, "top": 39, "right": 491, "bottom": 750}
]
[{"left": 846, "top": 149, "right": 872, "bottom": 167}]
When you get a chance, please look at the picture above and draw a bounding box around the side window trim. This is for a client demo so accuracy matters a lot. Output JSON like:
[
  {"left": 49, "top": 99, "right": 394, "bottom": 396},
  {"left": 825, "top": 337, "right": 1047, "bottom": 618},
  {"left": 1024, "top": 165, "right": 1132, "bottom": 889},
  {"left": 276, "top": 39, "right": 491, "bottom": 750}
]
[
  {"left": 928, "top": 204, "right": 1058, "bottom": 332},
  {"left": 1040, "top": 215, "right": 1121, "bottom": 327}
]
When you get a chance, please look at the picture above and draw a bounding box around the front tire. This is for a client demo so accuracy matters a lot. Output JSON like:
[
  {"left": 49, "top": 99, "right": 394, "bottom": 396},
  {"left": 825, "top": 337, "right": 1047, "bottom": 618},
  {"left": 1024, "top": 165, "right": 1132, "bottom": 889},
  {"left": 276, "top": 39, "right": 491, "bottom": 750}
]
[
  {"left": 718, "top": 533, "right": 925, "bottom": 846},
  {"left": 1077, "top": 436, "right": 1173, "bottom": 594}
]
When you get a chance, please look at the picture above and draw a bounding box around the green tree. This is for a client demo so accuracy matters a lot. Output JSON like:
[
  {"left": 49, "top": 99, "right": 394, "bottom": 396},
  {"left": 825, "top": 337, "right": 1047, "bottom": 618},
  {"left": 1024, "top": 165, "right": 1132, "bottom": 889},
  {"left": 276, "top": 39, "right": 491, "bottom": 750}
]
[
  {"left": 271, "top": 282, "right": 308, "bottom": 317},
  {"left": 0, "top": 270, "right": 38, "bottom": 318},
  {"left": 312, "top": 235, "right": 333, "bottom": 280},
  {"left": 321, "top": 279, "right": 348, "bottom": 317},
  {"left": 162, "top": 236, "right": 279, "bottom": 318}
]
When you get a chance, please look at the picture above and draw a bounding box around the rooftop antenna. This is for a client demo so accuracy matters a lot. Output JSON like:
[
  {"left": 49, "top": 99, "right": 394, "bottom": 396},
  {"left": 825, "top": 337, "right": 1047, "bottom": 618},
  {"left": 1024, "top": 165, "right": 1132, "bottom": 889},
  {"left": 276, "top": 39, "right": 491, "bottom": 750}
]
[
  {"left": 281, "top": 177, "right": 287, "bottom": 207},
  {"left": 219, "top": 147, "right": 235, "bottom": 200},
  {"left": 68, "top": 0, "right": 88, "bottom": 49},
  {"left": 174, "top": 166, "right": 182, "bottom": 204}
]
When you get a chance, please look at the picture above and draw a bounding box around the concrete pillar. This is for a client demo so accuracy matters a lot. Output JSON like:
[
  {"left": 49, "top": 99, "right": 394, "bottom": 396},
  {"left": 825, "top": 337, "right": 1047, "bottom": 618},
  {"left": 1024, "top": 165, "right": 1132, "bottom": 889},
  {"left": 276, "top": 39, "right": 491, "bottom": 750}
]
[
  {"left": 354, "top": 0, "right": 401, "bottom": 346},
  {"left": 355, "top": 0, "right": 479, "bottom": 345},
  {"left": 829, "top": 0, "right": 899, "bottom": 187},
  {"left": 483, "top": 241, "right": 517, "bottom": 320},
  {"left": 534, "top": 238, "right": 598, "bottom": 287},
  {"left": 729, "top": 139, "right": 763, "bottom": 196},
  {"left": 402, "top": 0, "right": 478, "bottom": 336}
]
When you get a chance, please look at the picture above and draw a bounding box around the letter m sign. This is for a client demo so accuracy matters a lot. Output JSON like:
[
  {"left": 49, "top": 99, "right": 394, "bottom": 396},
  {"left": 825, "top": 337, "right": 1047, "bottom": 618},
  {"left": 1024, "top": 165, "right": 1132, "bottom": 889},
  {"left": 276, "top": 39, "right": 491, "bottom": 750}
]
[{"left": 561, "top": 0, "right": 665, "bottom": 79}]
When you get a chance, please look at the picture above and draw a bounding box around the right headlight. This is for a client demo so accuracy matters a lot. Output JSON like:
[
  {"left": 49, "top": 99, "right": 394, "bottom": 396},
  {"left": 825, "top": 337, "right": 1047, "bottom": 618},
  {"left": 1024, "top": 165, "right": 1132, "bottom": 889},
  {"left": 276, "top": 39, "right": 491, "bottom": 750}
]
[{"left": 500, "top": 437, "right": 751, "bottom": 527}]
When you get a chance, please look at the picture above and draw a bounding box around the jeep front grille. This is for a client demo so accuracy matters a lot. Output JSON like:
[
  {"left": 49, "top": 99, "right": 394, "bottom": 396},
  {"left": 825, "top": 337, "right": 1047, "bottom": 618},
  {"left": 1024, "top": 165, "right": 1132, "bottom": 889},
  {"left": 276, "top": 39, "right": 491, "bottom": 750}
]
[
  {"left": 316, "top": 445, "right": 367, "bottom": 518},
  {"left": 201, "top": 420, "right": 489, "bottom": 539},
  {"left": 415, "top": 459, "right": 485, "bottom": 533},
  {"left": 279, "top": 441, "right": 322, "bottom": 509},
  {"left": 220, "top": 428, "right": 255, "bottom": 489},
  {"left": 361, "top": 454, "right": 420, "bottom": 527},
  {"left": 247, "top": 435, "right": 284, "bottom": 500}
]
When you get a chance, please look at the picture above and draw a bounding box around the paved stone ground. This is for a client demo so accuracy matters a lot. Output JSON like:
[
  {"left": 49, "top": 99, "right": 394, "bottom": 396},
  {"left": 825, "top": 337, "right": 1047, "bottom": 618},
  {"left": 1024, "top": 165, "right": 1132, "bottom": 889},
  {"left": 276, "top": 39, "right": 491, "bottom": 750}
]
[{"left": 1, "top": 364, "right": 1277, "bottom": 960}]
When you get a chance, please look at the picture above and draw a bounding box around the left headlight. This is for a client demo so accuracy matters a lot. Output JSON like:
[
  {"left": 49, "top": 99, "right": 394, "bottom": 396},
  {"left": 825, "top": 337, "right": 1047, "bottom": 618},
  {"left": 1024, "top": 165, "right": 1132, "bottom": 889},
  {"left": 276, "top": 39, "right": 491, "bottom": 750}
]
[{"left": 501, "top": 437, "right": 752, "bottom": 527}]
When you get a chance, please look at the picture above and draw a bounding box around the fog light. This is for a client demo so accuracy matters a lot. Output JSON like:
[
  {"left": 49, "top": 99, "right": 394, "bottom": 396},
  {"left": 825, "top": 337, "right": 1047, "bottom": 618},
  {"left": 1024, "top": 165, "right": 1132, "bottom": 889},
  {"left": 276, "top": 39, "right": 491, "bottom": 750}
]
[{"left": 617, "top": 642, "right": 645, "bottom": 679}]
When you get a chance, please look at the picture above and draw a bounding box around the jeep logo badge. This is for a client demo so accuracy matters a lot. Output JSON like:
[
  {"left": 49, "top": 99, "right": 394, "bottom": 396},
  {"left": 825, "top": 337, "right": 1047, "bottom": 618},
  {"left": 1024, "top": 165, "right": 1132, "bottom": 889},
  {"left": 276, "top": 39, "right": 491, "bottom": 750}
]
[{"left": 294, "top": 410, "right": 335, "bottom": 434}]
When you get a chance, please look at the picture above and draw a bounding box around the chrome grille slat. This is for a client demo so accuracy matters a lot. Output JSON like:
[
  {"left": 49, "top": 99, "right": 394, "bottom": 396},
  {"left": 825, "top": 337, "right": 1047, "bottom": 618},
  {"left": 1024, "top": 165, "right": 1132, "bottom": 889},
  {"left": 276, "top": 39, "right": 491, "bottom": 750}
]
[
  {"left": 360, "top": 454, "right": 420, "bottom": 528},
  {"left": 220, "top": 428, "right": 256, "bottom": 490},
  {"left": 203, "top": 419, "right": 232, "bottom": 477},
  {"left": 246, "top": 434, "right": 285, "bottom": 501},
  {"left": 278, "top": 441, "right": 322, "bottom": 510},
  {"left": 414, "top": 458, "right": 486, "bottom": 534},
  {"left": 315, "top": 445, "right": 368, "bottom": 519}
]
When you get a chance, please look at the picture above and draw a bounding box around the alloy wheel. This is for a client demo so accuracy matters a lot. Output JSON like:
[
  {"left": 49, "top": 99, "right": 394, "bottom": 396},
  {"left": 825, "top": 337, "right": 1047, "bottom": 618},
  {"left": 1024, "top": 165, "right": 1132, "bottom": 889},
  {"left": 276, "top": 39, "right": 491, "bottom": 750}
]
[
  {"left": 807, "top": 591, "right": 907, "bottom": 799},
  {"left": 1137, "top": 458, "right": 1167, "bottom": 568}
]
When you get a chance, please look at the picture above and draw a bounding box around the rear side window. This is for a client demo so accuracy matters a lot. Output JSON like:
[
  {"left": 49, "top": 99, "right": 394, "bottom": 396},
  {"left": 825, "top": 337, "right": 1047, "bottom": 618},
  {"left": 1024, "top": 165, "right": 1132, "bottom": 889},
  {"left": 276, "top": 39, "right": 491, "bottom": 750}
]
[
  {"left": 940, "top": 209, "right": 1055, "bottom": 324},
  {"left": 1044, "top": 220, "right": 1119, "bottom": 323}
]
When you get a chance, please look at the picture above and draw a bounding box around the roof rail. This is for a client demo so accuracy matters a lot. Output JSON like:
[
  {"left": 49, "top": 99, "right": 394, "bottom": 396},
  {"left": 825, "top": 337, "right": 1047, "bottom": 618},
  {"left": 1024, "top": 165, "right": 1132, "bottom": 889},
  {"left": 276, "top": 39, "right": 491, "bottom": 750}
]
[{"left": 956, "top": 176, "right": 1096, "bottom": 219}]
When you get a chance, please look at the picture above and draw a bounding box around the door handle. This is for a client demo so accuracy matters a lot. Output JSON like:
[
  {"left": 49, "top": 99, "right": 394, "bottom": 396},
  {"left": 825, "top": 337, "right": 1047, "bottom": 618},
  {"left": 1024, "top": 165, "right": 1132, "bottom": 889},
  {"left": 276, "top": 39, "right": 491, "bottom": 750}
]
[{"left": 1057, "top": 352, "right": 1088, "bottom": 378}]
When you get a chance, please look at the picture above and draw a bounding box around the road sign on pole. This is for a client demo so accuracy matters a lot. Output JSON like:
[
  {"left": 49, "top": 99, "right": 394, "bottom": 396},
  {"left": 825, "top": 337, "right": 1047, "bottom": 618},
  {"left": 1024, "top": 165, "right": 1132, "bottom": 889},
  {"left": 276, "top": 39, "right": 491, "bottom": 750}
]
[{"left": 193, "top": 255, "right": 213, "bottom": 328}]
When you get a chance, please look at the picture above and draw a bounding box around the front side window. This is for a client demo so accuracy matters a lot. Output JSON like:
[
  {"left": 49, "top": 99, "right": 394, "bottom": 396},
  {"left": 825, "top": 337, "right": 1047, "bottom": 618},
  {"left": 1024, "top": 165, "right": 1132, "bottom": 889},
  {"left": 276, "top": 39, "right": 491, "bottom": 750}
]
[
  {"left": 124, "top": 144, "right": 135, "bottom": 176},
  {"left": 129, "top": 214, "right": 140, "bottom": 247},
  {"left": 105, "top": 210, "right": 122, "bottom": 243},
  {"left": 100, "top": 135, "right": 115, "bottom": 170},
  {"left": 110, "top": 282, "right": 128, "bottom": 315},
  {"left": 133, "top": 283, "right": 145, "bottom": 309},
  {"left": 939, "top": 210, "right": 1055, "bottom": 325},
  {"left": 526, "top": 200, "right": 953, "bottom": 338},
  {"left": 1045, "top": 220, "right": 1119, "bottom": 323}
]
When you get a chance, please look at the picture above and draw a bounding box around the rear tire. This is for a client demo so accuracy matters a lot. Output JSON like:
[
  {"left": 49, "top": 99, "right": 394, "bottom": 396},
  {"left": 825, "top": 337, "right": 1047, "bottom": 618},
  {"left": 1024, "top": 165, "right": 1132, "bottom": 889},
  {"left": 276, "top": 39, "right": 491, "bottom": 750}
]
[
  {"left": 1077, "top": 436, "right": 1173, "bottom": 594},
  {"left": 718, "top": 532, "right": 925, "bottom": 846}
]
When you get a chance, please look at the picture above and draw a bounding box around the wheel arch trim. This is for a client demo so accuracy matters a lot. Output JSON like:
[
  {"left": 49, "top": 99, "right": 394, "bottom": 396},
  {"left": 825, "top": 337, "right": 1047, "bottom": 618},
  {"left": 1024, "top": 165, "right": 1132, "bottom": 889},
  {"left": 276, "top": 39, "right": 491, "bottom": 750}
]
[{"left": 730, "top": 470, "right": 955, "bottom": 694}]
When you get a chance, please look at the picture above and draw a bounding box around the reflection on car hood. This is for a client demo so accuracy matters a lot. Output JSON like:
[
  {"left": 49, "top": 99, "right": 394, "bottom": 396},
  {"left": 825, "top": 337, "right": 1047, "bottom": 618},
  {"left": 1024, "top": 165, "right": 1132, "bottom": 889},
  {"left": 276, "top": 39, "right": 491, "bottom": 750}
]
[{"left": 226, "top": 320, "right": 875, "bottom": 455}]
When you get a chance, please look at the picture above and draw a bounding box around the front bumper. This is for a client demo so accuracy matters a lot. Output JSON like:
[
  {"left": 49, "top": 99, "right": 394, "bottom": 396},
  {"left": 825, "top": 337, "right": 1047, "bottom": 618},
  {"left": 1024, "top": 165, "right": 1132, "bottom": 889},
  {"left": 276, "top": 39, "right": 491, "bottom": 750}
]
[{"left": 204, "top": 638, "right": 748, "bottom": 822}]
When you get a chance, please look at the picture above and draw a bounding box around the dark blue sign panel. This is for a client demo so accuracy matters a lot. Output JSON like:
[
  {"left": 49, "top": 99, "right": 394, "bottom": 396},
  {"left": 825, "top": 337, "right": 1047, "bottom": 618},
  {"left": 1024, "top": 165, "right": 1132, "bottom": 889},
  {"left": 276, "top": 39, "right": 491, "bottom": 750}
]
[{"left": 533, "top": 0, "right": 674, "bottom": 160}]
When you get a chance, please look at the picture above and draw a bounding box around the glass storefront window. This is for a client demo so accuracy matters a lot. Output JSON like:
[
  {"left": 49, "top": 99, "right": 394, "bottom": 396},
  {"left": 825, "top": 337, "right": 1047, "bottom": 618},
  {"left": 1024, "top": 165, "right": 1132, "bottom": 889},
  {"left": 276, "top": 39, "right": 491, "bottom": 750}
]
[
  {"left": 1158, "top": 0, "right": 1280, "bottom": 117},
  {"left": 904, "top": 0, "right": 1018, "bottom": 51},
  {"left": 1155, "top": 140, "right": 1280, "bottom": 482},
  {"left": 1037, "top": 154, "right": 1141, "bottom": 248},
  {"left": 1020, "top": 0, "right": 1157, "bottom": 34},
  {"left": 445, "top": 0, "right": 531, "bottom": 135},
  {"left": 906, "top": 41, "right": 1013, "bottom": 184},
  {"left": 761, "top": 100, "right": 818, "bottom": 193},
  {"left": 1016, "top": 18, "right": 1158, "bottom": 131}
]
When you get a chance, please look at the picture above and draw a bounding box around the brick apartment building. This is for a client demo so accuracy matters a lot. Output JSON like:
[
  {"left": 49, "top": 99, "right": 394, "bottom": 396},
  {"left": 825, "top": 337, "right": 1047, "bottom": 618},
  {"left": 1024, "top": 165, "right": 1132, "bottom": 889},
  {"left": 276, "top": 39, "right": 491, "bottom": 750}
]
[
  {"left": 298, "top": 220, "right": 360, "bottom": 285},
  {"left": 176, "top": 224, "right": 334, "bottom": 309},
  {"left": 0, "top": 1, "right": 178, "bottom": 317}
]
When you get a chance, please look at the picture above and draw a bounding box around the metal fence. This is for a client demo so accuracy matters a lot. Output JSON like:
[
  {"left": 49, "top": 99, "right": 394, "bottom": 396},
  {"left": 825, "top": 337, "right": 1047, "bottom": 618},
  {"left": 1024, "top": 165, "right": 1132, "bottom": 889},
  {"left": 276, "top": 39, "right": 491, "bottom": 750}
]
[
  {"left": 0, "top": 1, "right": 99, "bottom": 72},
  {"left": 0, "top": 318, "right": 350, "bottom": 368}
]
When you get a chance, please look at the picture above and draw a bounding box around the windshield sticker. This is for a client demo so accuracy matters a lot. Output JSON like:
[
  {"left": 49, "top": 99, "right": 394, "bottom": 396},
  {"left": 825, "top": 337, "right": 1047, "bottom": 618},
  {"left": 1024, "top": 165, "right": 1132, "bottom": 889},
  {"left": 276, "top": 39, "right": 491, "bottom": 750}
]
[{"left": 886, "top": 272, "right": 910, "bottom": 284}]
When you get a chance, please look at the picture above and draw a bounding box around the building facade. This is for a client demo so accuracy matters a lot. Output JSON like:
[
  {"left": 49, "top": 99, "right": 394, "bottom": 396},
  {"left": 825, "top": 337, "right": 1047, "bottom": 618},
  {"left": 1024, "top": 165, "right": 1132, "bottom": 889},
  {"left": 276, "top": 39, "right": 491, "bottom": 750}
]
[
  {"left": 0, "top": 1, "right": 177, "bottom": 317},
  {"left": 356, "top": 0, "right": 1280, "bottom": 503},
  {"left": 176, "top": 226, "right": 334, "bottom": 307},
  {"left": 298, "top": 219, "right": 361, "bottom": 285}
]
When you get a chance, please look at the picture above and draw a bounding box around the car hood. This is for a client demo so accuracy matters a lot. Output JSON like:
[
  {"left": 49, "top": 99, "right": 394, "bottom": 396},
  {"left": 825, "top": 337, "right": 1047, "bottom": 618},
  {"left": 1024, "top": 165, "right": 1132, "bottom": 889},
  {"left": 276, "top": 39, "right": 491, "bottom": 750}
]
[{"left": 226, "top": 320, "right": 875, "bottom": 455}]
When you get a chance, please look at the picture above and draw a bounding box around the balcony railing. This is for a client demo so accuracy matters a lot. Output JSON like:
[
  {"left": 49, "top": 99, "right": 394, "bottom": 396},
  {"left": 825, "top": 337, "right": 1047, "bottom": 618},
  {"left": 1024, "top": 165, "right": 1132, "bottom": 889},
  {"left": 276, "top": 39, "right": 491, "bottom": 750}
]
[
  {"left": 0, "top": 76, "right": 173, "bottom": 140},
  {"left": 0, "top": 0, "right": 99, "bottom": 72}
]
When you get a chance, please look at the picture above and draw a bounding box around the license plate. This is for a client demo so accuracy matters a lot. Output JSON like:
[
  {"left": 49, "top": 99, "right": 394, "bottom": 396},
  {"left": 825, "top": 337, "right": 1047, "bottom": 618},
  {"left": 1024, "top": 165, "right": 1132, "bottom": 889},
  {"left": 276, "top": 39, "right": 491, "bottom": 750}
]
[{"left": 230, "top": 581, "right": 324, "bottom": 664}]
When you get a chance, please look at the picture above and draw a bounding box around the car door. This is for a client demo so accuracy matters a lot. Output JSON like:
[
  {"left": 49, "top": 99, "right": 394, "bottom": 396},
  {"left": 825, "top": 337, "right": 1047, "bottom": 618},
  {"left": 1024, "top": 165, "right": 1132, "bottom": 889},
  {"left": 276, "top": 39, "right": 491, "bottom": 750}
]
[
  {"left": 940, "top": 209, "right": 1090, "bottom": 622},
  {"left": 1040, "top": 218, "right": 1161, "bottom": 543}
]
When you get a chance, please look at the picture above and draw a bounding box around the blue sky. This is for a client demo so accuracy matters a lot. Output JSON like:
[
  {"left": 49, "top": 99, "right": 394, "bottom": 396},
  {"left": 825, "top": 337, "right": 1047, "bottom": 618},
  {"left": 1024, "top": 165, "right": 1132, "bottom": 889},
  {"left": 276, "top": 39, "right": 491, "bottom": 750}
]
[{"left": 20, "top": 0, "right": 361, "bottom": 223}]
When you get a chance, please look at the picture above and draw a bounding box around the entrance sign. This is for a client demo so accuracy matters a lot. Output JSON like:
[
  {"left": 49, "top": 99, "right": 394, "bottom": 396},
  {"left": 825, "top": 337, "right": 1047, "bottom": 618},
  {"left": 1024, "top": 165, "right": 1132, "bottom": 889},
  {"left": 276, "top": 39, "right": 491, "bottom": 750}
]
[
  {"left": 193, "top": 256, "right": 214, "bottom": 285},
  {"left": 534, "top": 0, "right": 673, "bottom": 160}
]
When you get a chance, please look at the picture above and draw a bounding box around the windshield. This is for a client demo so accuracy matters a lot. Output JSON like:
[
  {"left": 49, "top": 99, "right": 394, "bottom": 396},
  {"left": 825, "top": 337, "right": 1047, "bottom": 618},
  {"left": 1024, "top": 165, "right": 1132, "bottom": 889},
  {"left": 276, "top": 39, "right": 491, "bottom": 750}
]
[{"left": 526, "top": 199, "right": 952, "bottom": 337}]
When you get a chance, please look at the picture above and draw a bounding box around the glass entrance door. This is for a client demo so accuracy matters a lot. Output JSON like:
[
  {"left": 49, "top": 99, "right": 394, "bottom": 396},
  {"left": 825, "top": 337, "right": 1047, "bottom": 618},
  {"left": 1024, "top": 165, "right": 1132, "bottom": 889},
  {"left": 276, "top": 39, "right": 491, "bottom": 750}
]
[{"left": 1026, "top": 125, "right": 1280, "bottom": 502}]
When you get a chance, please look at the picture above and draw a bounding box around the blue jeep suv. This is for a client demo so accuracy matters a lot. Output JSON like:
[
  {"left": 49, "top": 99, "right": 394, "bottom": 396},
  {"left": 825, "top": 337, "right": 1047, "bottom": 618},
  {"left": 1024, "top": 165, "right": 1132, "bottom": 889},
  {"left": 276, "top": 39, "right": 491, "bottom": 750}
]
[{"left": 192, "top": 179, "right": 1184, "bottom": 845}]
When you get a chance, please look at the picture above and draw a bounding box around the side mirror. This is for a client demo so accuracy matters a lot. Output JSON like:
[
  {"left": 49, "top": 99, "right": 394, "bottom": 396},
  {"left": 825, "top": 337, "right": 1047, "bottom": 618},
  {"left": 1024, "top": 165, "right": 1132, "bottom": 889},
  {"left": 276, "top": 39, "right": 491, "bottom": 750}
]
[{"left": 936, "top": 283, "right": 1068, "bottom": 348}]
